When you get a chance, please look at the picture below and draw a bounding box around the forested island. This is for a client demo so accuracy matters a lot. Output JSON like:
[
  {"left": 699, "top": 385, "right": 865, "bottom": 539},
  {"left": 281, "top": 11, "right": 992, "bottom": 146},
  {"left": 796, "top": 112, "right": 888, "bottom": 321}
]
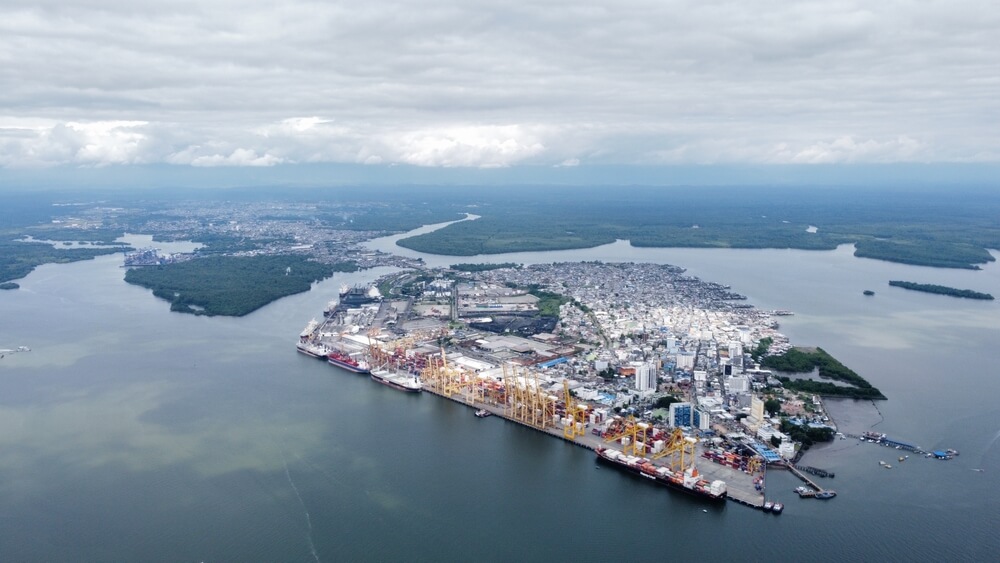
[
  {"left": 762, "top": 347, "right": 886, "bottom": 399},
  {"left": 888, "top": 280, "right": 994, "bottom": 300},
  {"left": 124, "top": 255, "right": 356, "bottom": 316},
  {"left": 450, "top": 262, "right": 520, "bottom": 272},
  {"left": 1, "top": 240, "right": 123, "bottom": 284},
  {"left": 0, "top": 282, "right": 19, "bottom": 290},
  {"left": 394, "top": 186, "right": 1000, "bottom": 270}
]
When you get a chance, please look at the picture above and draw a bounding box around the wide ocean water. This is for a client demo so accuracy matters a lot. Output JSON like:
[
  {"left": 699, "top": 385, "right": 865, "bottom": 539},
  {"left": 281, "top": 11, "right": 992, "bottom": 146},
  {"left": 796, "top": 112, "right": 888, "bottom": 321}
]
[{"left": 1, "top": 230, "right": 997, "bottom": 561}]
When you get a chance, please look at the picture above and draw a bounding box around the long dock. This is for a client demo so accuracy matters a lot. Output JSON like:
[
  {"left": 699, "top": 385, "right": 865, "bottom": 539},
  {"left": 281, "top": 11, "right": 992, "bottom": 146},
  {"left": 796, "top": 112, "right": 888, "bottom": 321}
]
[
  {"left": 783, "top": 463, "right": 836, "bottom": 498},
  {"left": 419, "top": 385, "right": 766, "bottom": 509}
]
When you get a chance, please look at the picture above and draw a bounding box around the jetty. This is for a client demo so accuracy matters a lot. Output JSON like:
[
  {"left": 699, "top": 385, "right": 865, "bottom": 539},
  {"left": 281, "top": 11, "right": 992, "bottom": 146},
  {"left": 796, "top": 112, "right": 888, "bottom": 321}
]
[{"left": 783, "top": 463, "right": 837, "bottom": 499}]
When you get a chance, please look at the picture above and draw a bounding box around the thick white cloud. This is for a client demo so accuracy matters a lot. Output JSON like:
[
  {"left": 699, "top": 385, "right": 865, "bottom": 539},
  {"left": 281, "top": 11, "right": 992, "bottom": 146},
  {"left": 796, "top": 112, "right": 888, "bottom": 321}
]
[{"left": 1, "top": 0, "right": 998, "bottom": 168}]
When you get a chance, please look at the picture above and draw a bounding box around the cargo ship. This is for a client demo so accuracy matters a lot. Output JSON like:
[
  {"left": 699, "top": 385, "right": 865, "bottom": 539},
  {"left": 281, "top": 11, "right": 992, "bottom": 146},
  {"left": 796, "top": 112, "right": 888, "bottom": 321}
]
[
  {"left": 327, "top": 350, "right": 371, "bottom": 374},
  {"left": 296, "top": 341, "right": 329, "bottom": 359},
  {"left": 595, "top": 447, "right": 726, "bottom": 502},
  {"left": 300, "top": 319, "right": 320, "bottom": 340},
  {"left": 370, "top": 368, "right": 422, "bottom": 393}
]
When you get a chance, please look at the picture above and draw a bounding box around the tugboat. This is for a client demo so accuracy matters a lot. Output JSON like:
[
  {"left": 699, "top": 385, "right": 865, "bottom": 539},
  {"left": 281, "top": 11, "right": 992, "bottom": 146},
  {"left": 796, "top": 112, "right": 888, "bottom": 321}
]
[
  {"left": 763, "top": 500, "right": 774, "bottom": 512},
  {"left": 475, "top": 409, "right": 491, "bottom": 418},
  {"left": 772, "top": 502, "right": 784, "bottom": 514}
]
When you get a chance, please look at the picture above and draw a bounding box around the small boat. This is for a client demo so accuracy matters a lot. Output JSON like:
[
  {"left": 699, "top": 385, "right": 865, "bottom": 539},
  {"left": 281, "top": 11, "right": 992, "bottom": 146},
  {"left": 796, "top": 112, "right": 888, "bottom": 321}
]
[
  {"left": 814, "top": 491, "right": 837, "bottom": 499},
  {"left": 772, "top": 502, "right": 784, "bottom": 514},
  {"left": 763, "top": 501, "right": 774, "bottom": 512},
  {"left": 475, "top": 409, "right": 491, "bottom": 418}
]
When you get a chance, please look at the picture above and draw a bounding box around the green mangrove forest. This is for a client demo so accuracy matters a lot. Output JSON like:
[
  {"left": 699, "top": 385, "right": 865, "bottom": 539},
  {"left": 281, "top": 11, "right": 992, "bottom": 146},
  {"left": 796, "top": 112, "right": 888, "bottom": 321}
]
[
  {"left": 763, "top": 347, "right": 886, "bottom": 399},
  {"left": 888, "top": 280, "right": 994, "bottom": 300},
  {"left": 125, "top": 255, "right": 356, "bottom": 316}
]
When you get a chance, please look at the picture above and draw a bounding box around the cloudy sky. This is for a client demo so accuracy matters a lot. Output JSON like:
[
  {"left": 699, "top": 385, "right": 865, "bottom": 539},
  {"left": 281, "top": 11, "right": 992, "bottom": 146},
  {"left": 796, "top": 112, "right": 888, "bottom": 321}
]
[{"left": 1, "top": 0, "right": 998, "bottom": 172}]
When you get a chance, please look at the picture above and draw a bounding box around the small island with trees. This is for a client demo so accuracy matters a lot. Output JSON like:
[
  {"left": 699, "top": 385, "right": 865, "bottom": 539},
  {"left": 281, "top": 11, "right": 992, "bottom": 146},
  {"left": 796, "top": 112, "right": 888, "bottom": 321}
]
[
  {"left": 888, "top": 280, "right": 994, "bottom": 300},
  {"left": 0, "top": 282, "right": 19, "bottom": 290},
  {"left": 450, "top": 262, "right": 521, "bottom": 272}
]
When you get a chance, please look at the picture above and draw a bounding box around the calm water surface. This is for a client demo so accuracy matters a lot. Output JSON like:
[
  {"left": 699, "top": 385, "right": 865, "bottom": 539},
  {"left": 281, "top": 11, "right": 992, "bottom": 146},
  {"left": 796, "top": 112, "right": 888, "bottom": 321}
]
[{"left": 0, "top": 232, "right": 997, "bottom": 561}]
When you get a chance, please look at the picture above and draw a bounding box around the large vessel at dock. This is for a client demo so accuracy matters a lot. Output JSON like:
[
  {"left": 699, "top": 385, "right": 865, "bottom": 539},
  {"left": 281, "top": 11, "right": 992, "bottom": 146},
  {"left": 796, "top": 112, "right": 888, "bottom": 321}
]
[
  {"left": 370, "top": 368, "right": 422, "bottom": 392},
  {"left": 297, "top": 319, "right": 329, "bottom": 358},
  {"left": 328, "top": 350, "right": 371, "bottom": 374},
  {"left": 296, "top": 341, "right": 329, "bottom": 359},
  {"left": 596, "top": 447, "right": 727, "bottom": 502}
]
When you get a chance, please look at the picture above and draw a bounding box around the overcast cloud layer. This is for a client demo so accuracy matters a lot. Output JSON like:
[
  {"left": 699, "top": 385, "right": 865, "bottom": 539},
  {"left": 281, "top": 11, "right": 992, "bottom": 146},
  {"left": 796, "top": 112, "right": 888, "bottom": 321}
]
[{"left": 1, "top": 0, "right": 998, "bottom": 169}]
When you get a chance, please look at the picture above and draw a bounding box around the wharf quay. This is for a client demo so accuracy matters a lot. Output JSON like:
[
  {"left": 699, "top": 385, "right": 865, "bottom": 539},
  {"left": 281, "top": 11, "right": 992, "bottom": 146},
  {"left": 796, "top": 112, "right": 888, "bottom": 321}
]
[
  {"left": 418, "top": 386, "right": 767, "bottom": 510},
  {"left": 782, "top": 463, "right": 837, "bottom": 499},
  {"left": 847, "top": 431, "right": 959, "bottom": 460},
  {"left": 793, "top": 464, "right": 834, "bottom": 478},
  {"left": 777, "top": 463, "right": 835, "bottom": 479},
  {"left": 845, "top": 432, "right": 923, "bottom": 453}
]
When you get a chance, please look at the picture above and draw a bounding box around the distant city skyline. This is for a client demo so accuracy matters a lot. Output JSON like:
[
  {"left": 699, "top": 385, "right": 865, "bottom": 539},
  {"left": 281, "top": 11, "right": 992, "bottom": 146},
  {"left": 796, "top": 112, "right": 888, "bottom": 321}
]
[{"left": 2, "top": 1, "right": 998, "bottom": 176}]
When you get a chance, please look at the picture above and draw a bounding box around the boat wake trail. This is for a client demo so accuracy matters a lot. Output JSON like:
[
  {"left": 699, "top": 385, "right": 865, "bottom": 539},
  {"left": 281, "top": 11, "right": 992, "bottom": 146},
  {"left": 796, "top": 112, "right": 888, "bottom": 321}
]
[
  {"left": 987, "top": 428, "right": 1000, "bottom": 450},
  {"left": 282, "top": 450, "right": 321, "bottom": 563},
  {"left": 294, "top": 452, "right": 346, "bottom": 488}
]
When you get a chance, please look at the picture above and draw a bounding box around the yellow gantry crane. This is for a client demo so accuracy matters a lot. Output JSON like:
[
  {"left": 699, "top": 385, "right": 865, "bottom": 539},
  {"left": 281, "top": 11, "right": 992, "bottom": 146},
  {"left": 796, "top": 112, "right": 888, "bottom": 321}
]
[
  {"left": 502, "top": 364, "right": 556, "bottom": 430},
  {"left": 562, "top": 380, "right": 588, "bottom": 441},
  {"left": 603, "top": 416, "right": 649, "bottom": 457},
  {"left": 421, "top": 347, "right": 476, "bottom": 403},
  {"left": 650, "top": 428, "right": 699, "bottom": 472}
]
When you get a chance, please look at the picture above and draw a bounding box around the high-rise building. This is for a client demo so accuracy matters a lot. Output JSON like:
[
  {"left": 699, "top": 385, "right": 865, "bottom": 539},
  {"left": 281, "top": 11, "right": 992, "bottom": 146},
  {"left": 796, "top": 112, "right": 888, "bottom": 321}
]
[
  {"left": 728, "top": 341, "right": 743, "bottom": 369},
  {"left": 669, "top": 402, "right": 693, "bottom": 427},
  {"left": 737, "top": 325, "right": 751, "bottom": 345},
  {"left": 669, "top": 401, "right": 710, "bottom": 430},
  {"left": 751, "top": 395, "right": 765, "bottom": 421},
  {"left": 726, "top": 375, "right": 750, "bottom": 393},
  {"left": 635, "top": 363, "right": 656, "bottom": 391},
  {"left": 676, "top": 351, "right": 695, "bottom": 370}
]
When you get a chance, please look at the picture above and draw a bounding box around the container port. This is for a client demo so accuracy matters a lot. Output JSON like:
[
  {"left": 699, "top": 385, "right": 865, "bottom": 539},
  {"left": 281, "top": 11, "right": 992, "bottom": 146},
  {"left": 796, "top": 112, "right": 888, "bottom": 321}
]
[{"left": 294, "top": 264, "right": 886, "bottom": 514}]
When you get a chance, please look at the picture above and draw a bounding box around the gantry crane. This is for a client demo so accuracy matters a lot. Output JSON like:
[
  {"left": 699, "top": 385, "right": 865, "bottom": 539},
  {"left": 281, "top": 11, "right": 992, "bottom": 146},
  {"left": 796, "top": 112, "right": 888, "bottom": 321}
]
[
  {"left": 562, "top": 380, "right": 588, "bottom": 441},
  {"left": 502, "top": 364, "right": 556, "bottom": 430},
  {"left": 651, "top": 428, "right": 698, "bottom": 472},
  {"left": 602, "top": 416, "right": 649, "bottom": 457},
  {"left": 420, "top": 347, "right": 476, "bottom": 402}
]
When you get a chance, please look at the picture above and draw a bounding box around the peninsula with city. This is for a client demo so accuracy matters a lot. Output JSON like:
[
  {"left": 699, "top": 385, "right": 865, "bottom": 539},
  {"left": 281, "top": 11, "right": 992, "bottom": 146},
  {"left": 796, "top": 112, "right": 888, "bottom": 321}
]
[{"left": 3, "top": 185, "right": 982, "bottom": 513}]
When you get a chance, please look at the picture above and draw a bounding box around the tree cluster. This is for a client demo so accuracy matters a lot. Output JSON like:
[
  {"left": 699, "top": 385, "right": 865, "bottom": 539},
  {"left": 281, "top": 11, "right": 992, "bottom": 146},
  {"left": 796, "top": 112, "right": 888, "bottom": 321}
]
[
  {"left": 888, "top": 280, "right": 993, "bottom": 300},
  {"left": 125, "top": 255, "right": 349, "bottom": 316},
  {"left": 764, "top": 347, "right": 886, "bottom": 399}
]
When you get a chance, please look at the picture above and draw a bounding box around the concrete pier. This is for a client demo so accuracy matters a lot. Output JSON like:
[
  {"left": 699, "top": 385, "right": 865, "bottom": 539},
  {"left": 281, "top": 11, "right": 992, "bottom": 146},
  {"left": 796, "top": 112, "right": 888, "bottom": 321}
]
[{"left": 421, "top": 386, "right": 767, "bottom": 509}]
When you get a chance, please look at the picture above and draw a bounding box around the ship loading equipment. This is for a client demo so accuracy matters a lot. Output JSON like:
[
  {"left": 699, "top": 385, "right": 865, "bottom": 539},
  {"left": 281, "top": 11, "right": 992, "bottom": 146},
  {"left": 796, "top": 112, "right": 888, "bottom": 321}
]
[
  {"left": 502, "top": 364, "right": 557, "bottom": 430},
  {"left": 561, "top": 380, "right": 589, "bottom": 441},
  {"left": 600, "top": 418, "right": 700, "bottom": 474},
  {"left": 421, "top": 349, "right": 477, "bottom": 404}
]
